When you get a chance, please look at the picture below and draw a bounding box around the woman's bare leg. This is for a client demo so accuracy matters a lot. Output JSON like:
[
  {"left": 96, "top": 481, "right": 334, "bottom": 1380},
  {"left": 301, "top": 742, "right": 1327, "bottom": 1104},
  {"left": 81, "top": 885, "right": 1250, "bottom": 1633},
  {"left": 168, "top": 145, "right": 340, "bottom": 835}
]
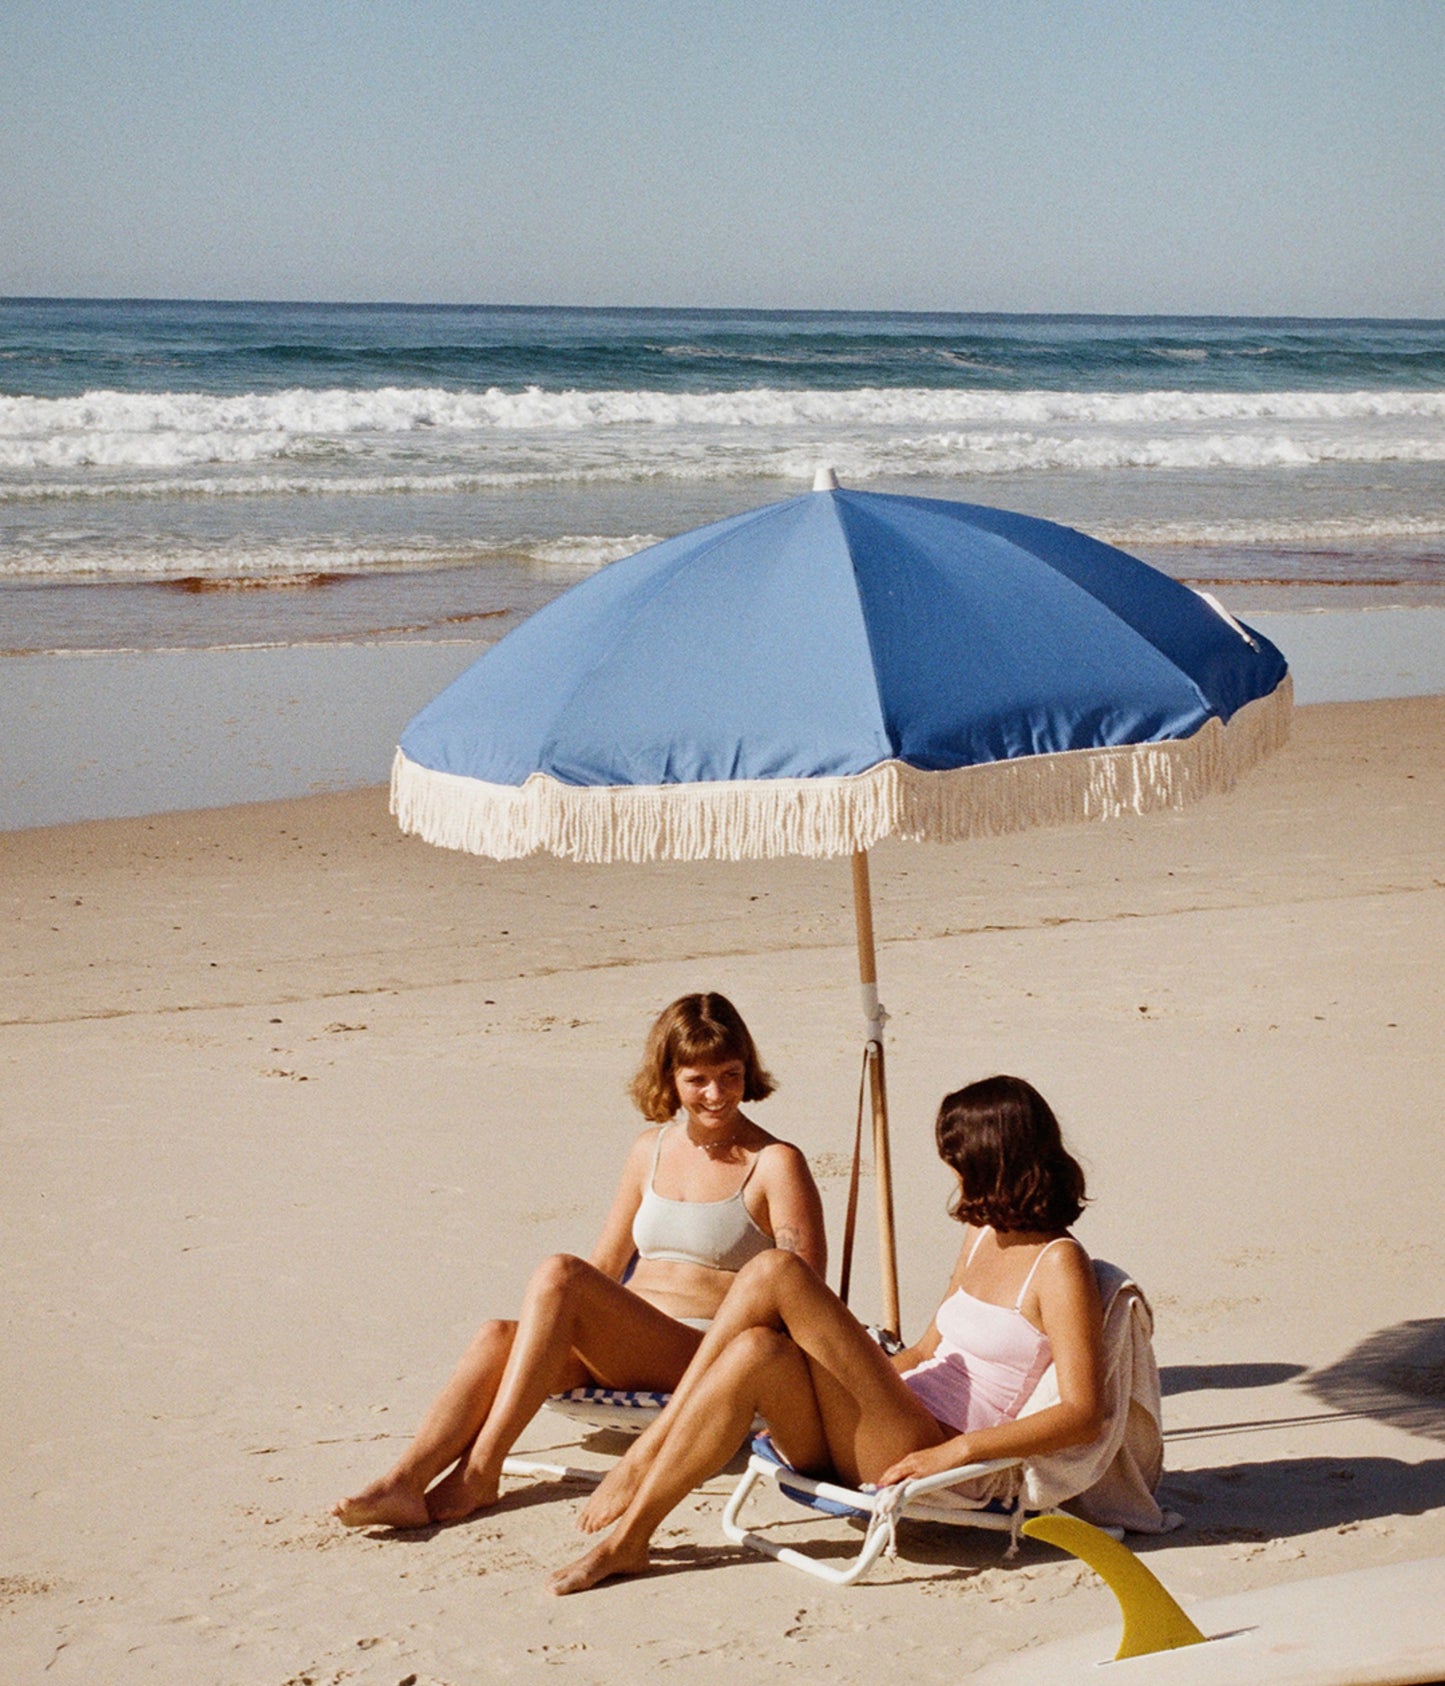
[
  {"left": 576, "top": 1248, "right": 817, "bottom": 1531},
  {"left": 331, "top": 1317, "right": 518, "bottom": 1528},
  {"left": 572, "top": 1250, "right": 947, "bottom": 1546},
  {"left": 551, "top": 1326, "right": 828, "bottom": 1594},
  {"left": 575, "top": 1377, "right": 689, "bottom": 1532},
  {"left": 426, "top": 1253, "right": 703, "bottom": 1523}
]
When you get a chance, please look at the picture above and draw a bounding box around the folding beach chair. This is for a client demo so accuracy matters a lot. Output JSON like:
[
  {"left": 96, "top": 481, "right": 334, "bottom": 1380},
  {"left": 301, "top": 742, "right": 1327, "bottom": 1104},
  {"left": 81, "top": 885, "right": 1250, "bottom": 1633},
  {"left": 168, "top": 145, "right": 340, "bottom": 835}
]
[
  {"left": 500, "top": 1383, "right": 773, "bottom": 1487},
  {"left": 716, "top": 1260, "right": 1180, "bottom": 1586},
  {"left": 497, "top": 1387, "right": 671, "bottom": 1485},
  {"left": 720, "top": 1437, "right": 1032, "bottom": 1585},
  {"left": 537, "top": 1385, "right": 673, "bottom": 1434}
]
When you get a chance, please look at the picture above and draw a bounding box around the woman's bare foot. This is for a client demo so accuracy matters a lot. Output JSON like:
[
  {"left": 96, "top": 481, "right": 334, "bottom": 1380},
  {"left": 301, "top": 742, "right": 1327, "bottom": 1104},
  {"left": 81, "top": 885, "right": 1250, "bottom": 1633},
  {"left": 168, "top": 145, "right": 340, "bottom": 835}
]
[
  {"left": 576, "top": 1457, "right": 643, "bottom": 1533},
  {"left": 425, "top": 1460, "right": 500, "bottom": 1523},
  {"left": 548, "top": 1532, "right": 651, "bottom": 1595},
  {"left": 330, "top": 1475, "right": 431, "bottom": 1530}
]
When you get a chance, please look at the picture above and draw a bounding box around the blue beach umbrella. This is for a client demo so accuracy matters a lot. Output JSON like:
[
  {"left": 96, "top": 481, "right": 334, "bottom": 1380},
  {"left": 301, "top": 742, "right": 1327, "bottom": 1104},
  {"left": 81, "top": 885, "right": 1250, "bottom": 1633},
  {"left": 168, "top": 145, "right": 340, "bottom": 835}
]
[{"left": 392, "top": 470, "right": 1291, "bottom": 1326}]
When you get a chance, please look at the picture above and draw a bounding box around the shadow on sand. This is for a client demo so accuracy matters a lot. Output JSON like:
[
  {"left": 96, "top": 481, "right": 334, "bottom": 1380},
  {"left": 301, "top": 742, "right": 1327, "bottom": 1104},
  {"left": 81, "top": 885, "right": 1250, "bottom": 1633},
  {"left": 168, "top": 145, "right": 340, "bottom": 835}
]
[
  {"left": 1160, "top": 1362, "right": 1307, "bottom": 1396},
  {"left": 1156, "top": 1319, "right": 1445, "bottom": 1545},
  {"left": 1160, "top": 1454, "right": 1445, "bottom": 1542},
  {"left": 361, "top": 1323, "right": 1445, "bottom": 1568},
  {"left": 1303, "top": 1318, "right": 1445, "bottom": 1442}
]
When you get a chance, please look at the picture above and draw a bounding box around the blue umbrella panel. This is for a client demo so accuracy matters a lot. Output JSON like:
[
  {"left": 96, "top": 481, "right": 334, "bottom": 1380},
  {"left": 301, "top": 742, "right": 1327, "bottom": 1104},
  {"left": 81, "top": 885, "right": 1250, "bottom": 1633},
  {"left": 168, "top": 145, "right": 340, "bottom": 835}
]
[{"left": 394, "top": 486, "right": 1290, "bottom": 863}]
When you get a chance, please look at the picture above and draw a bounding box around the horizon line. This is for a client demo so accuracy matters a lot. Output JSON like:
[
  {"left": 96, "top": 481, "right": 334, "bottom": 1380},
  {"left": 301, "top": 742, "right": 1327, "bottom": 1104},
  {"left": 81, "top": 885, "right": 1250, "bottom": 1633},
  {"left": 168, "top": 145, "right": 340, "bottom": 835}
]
[{"left": 4, "top": 296, "right": 1443, "bottom": 327}]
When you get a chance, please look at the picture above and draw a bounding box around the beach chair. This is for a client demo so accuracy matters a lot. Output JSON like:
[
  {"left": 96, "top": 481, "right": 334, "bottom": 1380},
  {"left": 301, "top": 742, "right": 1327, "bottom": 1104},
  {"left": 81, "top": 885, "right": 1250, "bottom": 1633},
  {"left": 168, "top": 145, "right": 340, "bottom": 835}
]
[
  {"left": 501, "top": 1384, "right": 766, "bottom": 1487},
  {"left": 717, "top": 1259, "right": 1181, "bottom": 1586},
  {"left": 500, "top": 1389, "right": 670, "bottom": 1487},
  {"left": 537, "top": 1384, "right": 674, "bottom": 1435},
  {"left": 719, "top": 1437, "right": 1029, "bottom": 1585}
]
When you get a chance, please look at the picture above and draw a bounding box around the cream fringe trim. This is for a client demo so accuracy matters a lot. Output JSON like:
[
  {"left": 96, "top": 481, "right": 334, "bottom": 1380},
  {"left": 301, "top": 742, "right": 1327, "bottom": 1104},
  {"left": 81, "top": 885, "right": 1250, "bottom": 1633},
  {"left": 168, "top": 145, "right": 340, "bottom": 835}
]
[{"left": 390, "top": 677, "right": 1292, "bottom": 864}]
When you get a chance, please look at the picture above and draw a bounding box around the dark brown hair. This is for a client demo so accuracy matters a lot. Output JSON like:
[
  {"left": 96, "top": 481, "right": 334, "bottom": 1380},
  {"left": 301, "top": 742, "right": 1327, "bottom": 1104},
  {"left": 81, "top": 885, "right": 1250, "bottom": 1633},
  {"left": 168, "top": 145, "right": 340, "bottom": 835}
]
[
  {"left": 629, "top": 993, "right": 777, "bottom": 1123},
  {"left": 935, "top": 1075, "right": 1087, "bottom": 1232}
]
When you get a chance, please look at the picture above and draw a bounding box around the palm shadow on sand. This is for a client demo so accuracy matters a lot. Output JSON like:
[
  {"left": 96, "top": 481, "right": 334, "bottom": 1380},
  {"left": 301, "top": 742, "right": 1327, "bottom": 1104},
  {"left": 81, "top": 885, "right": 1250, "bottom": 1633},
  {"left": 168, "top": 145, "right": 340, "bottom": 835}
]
[{"left": 1304, "top": 1318, "right": 1445, "bottom": 1442}]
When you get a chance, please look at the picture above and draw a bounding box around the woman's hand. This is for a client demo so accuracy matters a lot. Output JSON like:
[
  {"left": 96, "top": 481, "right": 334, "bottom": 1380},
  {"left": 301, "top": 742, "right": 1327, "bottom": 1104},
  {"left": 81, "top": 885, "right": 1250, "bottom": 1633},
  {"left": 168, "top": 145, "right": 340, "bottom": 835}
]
[{"left": 876, "top": 1437, "right": 971, "bottom": 1488}]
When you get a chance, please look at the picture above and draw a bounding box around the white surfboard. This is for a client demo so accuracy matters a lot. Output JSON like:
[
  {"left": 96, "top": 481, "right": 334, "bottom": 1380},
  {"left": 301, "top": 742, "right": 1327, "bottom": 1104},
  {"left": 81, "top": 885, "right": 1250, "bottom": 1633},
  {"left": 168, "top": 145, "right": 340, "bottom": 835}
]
[{"left": 968, "top": 1519, "right": 1445, "bottom": 1686}]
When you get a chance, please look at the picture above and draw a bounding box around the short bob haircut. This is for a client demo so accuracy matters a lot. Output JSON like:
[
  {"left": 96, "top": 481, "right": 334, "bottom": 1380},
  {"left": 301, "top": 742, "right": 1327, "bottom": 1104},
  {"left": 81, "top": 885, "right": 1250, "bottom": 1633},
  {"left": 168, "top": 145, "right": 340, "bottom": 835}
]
[
  {"left": 629, "top": 993, "right": 776, "bottom": 1123},
  {"left": 936, "top": 1075, "right": 1087, "bottom": 1233}
]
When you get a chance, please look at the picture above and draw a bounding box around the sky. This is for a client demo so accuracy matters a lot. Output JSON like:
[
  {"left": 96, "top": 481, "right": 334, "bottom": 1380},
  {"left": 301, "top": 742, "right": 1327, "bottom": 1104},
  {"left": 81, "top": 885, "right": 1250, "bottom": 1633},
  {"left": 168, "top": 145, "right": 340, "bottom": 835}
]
[{"left": 2, "top": 0, "right": 1442, "bottom": 315}]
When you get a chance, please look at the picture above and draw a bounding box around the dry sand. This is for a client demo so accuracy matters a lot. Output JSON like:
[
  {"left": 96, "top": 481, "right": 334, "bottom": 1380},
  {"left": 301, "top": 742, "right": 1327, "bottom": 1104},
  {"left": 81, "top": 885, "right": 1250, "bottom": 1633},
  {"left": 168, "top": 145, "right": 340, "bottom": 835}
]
[{"left": 3, "top": 695, "right": 1442, "bottom": 1683}]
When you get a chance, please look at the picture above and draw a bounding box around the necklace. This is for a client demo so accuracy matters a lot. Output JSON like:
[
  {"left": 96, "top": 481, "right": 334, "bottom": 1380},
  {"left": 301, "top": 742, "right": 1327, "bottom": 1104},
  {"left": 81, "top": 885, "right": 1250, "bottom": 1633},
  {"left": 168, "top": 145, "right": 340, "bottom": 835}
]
[{"left": 686, "top": 1119, "right": 744, "bottom": 1158}]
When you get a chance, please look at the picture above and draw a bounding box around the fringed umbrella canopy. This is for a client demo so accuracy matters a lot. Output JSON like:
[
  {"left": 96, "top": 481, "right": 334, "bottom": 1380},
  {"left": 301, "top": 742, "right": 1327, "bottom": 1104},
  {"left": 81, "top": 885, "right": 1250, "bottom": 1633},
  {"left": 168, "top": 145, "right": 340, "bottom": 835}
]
[
  {"left": 391, "top": 476, "right": 1292, "bottom": 1329},
  {"left": 393, "top": 482, "right": 1290, "bottom": 862}
]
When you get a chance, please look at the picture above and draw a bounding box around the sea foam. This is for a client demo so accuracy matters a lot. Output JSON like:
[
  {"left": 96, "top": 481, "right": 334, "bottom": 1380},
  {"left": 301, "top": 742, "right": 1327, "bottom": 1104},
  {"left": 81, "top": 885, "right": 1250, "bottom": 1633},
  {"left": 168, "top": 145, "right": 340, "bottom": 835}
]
[{"left": 2, "top": 384, "right": 1442, "bottom": 480}]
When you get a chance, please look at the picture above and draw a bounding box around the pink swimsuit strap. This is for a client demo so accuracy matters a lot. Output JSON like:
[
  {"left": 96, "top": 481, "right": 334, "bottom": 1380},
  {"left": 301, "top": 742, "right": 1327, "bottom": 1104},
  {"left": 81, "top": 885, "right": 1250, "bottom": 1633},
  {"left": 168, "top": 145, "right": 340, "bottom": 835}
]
[{"left": 965, "top": 1227, "right": 1075, "bottom": 1313}]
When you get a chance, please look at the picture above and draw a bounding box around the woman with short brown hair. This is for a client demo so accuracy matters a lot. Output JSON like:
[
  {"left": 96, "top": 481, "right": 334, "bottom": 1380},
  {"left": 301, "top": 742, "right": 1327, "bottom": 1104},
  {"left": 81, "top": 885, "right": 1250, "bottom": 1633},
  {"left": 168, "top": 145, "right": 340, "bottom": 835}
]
[{"left": 332, "top": 993, "right": 824, "bottom": 1530}]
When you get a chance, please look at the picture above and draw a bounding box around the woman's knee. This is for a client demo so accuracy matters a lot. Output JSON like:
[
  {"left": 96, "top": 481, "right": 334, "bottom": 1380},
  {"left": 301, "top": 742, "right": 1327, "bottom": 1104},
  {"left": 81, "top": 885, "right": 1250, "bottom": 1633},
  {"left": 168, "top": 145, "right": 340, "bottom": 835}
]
[
  {"left": 465, "top": 1317, "right": 516, "bottom": 1360},
  {"left": 527, "top": 1252, "right": 597, "bottom": 1302},
  {"left": 720, "top": 1323, "right": 796, "bottom": 1379},
  {"left": 737, "top": 1247, "right": 810, "bottom": 1301}
]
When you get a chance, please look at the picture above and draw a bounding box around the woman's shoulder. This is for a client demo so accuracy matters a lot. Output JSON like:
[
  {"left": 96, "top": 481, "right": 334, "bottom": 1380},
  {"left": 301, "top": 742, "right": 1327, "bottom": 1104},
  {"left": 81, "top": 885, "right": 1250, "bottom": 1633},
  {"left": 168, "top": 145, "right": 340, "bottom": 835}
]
[
  {"left": 744, "top": 1136, "right": 821, "bottom": 1200},
  {"left": 1034, "top": 1234, "right": 1098, "bottom": 1296},
  {"left": 747, "top": 1132, "right": 813, "bottom": 1173},
  {"left": 625, "top": 1121, "right": 670, "bottom": 1162}
]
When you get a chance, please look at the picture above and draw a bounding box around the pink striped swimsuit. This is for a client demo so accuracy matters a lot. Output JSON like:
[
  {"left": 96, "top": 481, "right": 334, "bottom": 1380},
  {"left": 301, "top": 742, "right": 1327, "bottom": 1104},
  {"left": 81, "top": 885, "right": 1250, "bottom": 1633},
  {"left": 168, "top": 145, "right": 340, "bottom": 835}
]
[{"left": 901, "top": 1232, "right": 1072, "bottom": 1434}]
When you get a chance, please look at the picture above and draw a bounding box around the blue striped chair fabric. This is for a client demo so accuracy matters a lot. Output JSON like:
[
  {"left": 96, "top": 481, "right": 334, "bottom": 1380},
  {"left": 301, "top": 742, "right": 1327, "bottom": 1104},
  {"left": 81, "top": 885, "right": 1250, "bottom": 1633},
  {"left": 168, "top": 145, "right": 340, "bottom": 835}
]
[{"left": 544, "top": 1386, "right": 672, "bottom": 1432}]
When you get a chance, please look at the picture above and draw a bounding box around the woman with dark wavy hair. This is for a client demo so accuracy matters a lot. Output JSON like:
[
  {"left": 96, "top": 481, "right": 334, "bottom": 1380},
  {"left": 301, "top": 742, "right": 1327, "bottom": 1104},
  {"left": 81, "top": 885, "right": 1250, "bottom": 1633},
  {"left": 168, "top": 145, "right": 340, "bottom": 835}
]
[
  {"left": 332, "top": 993, "right": 824, "bottom": 1530},
  {"left": 551, "top": 1074, "right": 1103, "bottom": 1595}
]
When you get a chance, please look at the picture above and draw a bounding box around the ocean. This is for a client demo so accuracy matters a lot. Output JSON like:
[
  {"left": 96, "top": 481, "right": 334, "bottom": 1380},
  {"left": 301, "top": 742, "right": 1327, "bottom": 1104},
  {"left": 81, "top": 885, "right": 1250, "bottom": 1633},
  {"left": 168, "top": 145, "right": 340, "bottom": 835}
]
[{"left": 2, "top": 300, "right": 1443, "bottom": 657}]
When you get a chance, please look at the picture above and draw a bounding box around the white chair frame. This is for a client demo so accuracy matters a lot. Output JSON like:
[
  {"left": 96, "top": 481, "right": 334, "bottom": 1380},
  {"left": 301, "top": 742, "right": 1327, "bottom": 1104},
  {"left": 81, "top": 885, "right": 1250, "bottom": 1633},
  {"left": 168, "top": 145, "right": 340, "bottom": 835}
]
[
  {"left": 499, "top": 1387, "right": 669, "bottom": 1485},
  {"left": 719, "top": 1448, "right": 1029, "bottom": 1586},
  {"left": 501, "top": 1384, "right": 760, "bottom": 1486}
]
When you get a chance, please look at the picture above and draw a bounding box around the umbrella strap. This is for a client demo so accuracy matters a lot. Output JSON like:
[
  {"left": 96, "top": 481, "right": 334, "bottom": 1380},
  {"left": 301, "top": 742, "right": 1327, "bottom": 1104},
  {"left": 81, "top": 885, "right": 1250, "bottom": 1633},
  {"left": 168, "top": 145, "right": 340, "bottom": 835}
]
[{"left": 838, "top": 1044, "right": 869, "bottom": 1306}]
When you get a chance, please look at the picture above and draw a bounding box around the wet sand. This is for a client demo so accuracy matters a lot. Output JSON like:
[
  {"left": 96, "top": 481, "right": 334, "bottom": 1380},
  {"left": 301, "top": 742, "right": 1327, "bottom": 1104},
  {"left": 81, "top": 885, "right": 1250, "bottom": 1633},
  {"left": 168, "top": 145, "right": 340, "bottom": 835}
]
[{"left": 5, "top": 606, "right": 1445, "bottom": 830}]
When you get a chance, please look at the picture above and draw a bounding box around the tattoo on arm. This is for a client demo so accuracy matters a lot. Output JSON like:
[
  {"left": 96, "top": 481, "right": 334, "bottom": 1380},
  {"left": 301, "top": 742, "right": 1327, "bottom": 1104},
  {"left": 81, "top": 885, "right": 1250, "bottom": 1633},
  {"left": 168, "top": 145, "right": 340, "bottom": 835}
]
[{"left": 774, "top": 1225, "right": 801, "bottom": 1253}]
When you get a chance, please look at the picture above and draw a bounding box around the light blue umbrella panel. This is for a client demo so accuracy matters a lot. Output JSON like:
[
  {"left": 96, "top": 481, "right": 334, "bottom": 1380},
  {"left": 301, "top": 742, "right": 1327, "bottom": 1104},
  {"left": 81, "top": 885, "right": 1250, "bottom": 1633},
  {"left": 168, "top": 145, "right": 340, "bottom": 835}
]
[{"left": 392, "top": 474, "right": 1292, "bottom": 1329}]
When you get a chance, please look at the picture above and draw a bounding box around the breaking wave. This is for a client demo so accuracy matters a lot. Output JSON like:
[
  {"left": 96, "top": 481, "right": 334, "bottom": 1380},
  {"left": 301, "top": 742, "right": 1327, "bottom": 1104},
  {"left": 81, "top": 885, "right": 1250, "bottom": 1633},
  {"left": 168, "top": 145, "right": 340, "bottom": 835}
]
[{"left": 1, "top": 384, "right": 1442, "bottom": 482}]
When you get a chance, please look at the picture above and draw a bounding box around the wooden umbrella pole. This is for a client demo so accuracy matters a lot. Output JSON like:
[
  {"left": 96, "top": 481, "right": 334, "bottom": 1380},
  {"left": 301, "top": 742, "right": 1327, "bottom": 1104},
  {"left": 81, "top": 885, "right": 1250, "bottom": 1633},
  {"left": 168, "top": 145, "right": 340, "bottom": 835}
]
[{"left": 850, "top": 850, "right": 901, "bottom": 1336}]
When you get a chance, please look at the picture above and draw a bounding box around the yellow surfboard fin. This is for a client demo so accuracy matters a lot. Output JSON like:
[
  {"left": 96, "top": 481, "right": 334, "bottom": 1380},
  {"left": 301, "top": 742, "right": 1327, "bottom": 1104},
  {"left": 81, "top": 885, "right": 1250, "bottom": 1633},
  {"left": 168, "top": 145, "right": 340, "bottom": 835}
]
[{"left": 1022, "top": 1514, "right": 1208, "bottom": 1660}]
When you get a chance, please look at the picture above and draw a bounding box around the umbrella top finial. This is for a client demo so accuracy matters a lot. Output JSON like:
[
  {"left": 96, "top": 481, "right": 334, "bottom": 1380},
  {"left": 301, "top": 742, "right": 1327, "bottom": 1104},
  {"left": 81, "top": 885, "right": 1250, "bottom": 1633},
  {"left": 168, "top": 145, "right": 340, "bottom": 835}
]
[{"left": 812, "top": 465, "right": 840, "bottom": 492}]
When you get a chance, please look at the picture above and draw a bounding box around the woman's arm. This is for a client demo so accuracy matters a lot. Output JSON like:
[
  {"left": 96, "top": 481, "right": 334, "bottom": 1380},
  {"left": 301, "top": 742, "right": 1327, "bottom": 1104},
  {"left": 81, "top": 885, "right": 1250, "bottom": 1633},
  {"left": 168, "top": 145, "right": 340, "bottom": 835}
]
[
  {"left": 889, "top": 1233, "right": 973, "bottom": 1372},
  {"left": 585, "top": 1130, "right": 653, "bottom": 1281},
  {"left": 887, "top": 1324, "right": 940, "bottom": 1374},
  {"left": 753, "top": 1142, "right": 828, "bottom": 1277},
  {"left": 877, "top": 1240, "right": 1104, "bottom": 1484}
]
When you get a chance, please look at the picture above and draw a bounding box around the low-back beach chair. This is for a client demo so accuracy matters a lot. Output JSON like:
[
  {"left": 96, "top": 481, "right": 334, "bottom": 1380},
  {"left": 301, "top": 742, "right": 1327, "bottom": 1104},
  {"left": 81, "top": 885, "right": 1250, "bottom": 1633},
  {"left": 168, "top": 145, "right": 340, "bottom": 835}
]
[
  {"left": 501, "top": 1384, "right": 767, "bottom": 1487},
  {"left": 716, "top": 1259, "right": 1182, "bottom": 1586},
  {"left": 500, "top": 1388, "right": 671, "bottom": 1487}
]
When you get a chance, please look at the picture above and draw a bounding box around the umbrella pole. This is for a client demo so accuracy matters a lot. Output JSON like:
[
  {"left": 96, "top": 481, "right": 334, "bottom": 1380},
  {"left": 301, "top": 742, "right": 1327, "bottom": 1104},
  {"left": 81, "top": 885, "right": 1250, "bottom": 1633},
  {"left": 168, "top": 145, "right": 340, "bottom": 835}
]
[{"left": 850, "top": 850, "right": 901, "bottom": 1336}]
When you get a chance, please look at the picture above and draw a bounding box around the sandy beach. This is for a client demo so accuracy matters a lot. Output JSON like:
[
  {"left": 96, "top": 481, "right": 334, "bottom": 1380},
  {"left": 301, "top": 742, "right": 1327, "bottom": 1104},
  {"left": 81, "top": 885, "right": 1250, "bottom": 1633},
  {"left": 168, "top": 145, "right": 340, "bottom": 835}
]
[{"left": 3, "top": 693, "right": 1442, "bottom": 1682}]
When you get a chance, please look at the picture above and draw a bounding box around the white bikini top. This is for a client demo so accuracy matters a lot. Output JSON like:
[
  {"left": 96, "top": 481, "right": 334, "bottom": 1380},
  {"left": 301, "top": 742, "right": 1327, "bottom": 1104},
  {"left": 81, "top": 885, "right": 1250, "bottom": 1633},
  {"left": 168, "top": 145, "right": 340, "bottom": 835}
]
[{"left": 631, "top": 1123, "right": 774, "bottom": 1272}]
